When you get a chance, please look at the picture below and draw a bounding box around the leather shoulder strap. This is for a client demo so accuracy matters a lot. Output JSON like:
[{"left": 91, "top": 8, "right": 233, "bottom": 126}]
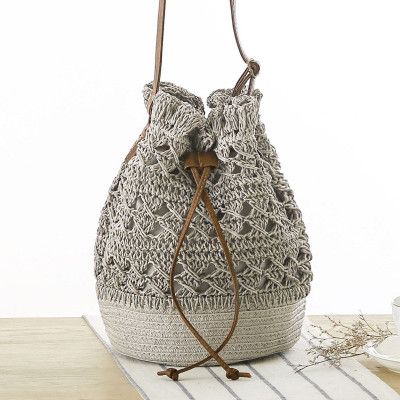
[
  {"left": 151, "top": 0, "right": 166, "bottom": 103},
  {"left": 230, "top": 0, "right": 261, "bottom": 95},
  {"left": 230, "top": 0, "right": 250, "bottom": 65},
  {"left": 148, "top": 0, "right": 260, "bottom": 114}
]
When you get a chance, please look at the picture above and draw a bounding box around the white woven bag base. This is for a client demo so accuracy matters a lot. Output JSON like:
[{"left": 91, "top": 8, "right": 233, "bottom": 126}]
[{"left": 99, "top": 298, "right": 306, "bottom": 366}]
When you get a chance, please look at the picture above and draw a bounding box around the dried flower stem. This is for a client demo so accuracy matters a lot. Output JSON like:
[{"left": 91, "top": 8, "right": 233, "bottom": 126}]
[{"left": 296, "top": 314, "right": 393, "bottom": 372}]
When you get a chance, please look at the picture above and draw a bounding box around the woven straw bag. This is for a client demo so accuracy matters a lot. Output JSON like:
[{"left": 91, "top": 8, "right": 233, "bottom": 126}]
[{"left": 95, "top": 0, "right": 312, "bottom": 381}]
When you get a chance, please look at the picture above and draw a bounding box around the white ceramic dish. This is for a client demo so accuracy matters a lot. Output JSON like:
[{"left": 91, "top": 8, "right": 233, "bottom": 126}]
[{"left": 365, "top": 336, "right": 400, "bottom": 373}]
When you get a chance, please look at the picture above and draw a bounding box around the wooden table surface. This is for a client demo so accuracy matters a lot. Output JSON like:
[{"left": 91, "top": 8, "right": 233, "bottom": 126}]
[{"left": 0, "top": 315, "right": 398, "bottom": 399}]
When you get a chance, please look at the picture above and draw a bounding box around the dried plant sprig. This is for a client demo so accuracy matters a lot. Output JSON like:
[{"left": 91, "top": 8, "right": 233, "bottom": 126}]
[{"left": 296, "top": 314, "right": 394, "bottom": 371}]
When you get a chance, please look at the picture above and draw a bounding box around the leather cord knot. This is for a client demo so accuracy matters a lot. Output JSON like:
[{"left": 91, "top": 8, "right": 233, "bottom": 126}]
[
  {"left": 157, "top": 368, "right": 179, "bottom": 381},
  {"left": 232, "top": 59, "right": 261, "bottom": 96},
  {"left": 247, "top": 59, "right": 260, "bottom": 78},
  {"left": 226, "top": 368, "right": 252, "bottom": 380},
  {"left": 157, "top": 151, "right": 251, "bottom": 381}
]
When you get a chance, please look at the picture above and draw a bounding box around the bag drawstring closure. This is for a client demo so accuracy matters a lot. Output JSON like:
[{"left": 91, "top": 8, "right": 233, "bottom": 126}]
[
  {"left": 157, "top": 151, "right": 251, "bottom": 381},
  {"left": 124, "top": 0, "right": 261, "bottom": 164}
]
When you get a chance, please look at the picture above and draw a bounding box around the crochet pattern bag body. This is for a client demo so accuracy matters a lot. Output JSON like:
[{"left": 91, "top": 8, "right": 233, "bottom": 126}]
[{"left": 95, "top": 0, "right": 312, "bottom": 381}]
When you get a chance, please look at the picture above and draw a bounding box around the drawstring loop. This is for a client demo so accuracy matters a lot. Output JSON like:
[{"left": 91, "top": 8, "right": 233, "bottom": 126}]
[
  {"left": 232, "top": 59, "right": 261, "bottom": 96},
  {"left": 157, "top": 151, "right": 251, "bottom": 381}
]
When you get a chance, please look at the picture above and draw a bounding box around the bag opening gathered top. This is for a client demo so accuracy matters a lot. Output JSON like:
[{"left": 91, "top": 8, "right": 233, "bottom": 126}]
[{"left": 94, "top": 0, "right": 312, "bottom": 382}]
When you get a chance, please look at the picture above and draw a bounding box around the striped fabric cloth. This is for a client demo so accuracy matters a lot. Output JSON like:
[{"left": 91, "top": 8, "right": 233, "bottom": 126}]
[{"left": 84, "top": 316, "right": 400, "bottom": 400}]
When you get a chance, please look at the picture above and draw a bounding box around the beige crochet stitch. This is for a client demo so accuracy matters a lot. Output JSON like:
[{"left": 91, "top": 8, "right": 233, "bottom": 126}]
[{"left": 94, "top": 81, "right": 313, "bottom": 366}]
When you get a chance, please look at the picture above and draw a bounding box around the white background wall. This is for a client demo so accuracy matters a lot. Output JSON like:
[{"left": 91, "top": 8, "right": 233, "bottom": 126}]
[{"left": 1, "top": 0, "right": 399, "bottom": 317}]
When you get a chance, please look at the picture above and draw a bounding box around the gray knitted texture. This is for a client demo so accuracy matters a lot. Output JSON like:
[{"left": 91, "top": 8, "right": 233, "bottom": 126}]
[{"left": 95, "top": 82, "right": 312, "bottom": 364}]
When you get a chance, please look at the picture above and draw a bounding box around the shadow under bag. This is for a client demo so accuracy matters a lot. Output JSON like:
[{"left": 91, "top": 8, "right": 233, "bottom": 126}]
[{"left": 95, "top": 0, "right": 312, "bottom": 381}]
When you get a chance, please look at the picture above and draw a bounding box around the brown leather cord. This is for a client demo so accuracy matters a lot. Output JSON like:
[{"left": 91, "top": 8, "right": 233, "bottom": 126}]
[
  {"left": 148, "top": 0, "right": 167, "bottom": 114},
  {"left": 230, "top": 0, "right": 249, "bottom": 65},
  {"left": 230, "top": 0, "right": 260, "bottom": 96},
  {"left": 157, "top": 152, "right": 251, "bottom": 381},
  {"left": 124, "top": 0, "right": 166, "bottom": 162},
  {"left": 124, "top": 122, "right": 149, "bottom": 162},
  {"left": 232, "top": 59, "right": 260, "bottom": 96}
]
